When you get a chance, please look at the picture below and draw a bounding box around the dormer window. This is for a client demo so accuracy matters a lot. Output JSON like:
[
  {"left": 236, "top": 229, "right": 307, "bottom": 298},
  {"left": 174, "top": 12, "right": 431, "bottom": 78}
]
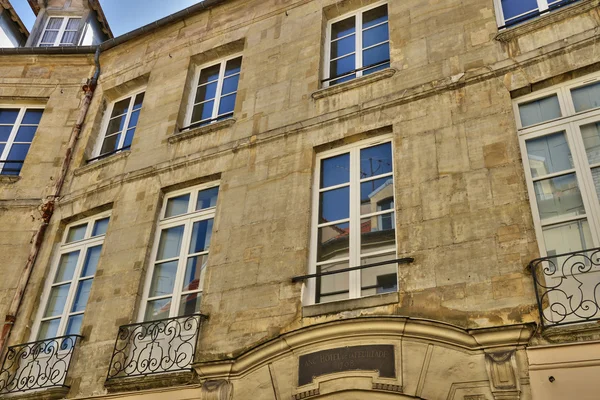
[{"left": 38, "top": 17, "right": 81, "bottom": 47}]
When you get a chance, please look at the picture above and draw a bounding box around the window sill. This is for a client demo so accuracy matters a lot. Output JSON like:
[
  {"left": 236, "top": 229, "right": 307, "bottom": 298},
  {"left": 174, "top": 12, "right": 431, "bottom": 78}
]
[
  {"left": 169, "top": 118, "right": 236, "bottom": 144},
  {"left": 312, "top": 68, "right": 398, "bottom": 100},
  {"left": 495, "top": 0, "right": 598, "bottom": 43},
  {"left": 303, "top": 292, "right": 399, "bottom": 318},
  {"left": 73, "top": 150, "right": 131, "bottom": 177},
  {"left": 105, "top": 370, "right": 196, "bottom": 393},
  {"left": 1, "top": 386, "right": 70, "bottom": 400},
  {"left": 0, "top": 175, "right": 21, "bottom": 184}
]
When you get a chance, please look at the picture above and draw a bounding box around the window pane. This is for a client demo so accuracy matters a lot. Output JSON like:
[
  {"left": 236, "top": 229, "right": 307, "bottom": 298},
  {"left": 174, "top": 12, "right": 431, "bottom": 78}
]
[
  {"left": 218, "top": 93, "right": 236, "bottom": 115},
  {"left": 178, "top": 293, "right": 201, "bottom": 316},
  {"left": 46, "top": 17, "right": 63, "bottom": 30},
  {"left": 71, "top": 279, "right": 93, "bottom": 313},
  {"left": 519, "top": 96, "right": 561, "bottom": 127},
  {"left": 183, "top": 254, "right": 208, "bottom": 292},
  {"left": 332, "top": 17, "right": 355, "bottom": 39},
  {"left": 197, "top": 187, "right": 219, "bottom": 210},
  {"left": 501, "top": 0, "right": 538, "bottom": 21},
  {"left": 0, "top": 109, "right": 19, "bottom": 124},
  {"left": 225, "top": 57, "right": 242, "bottom": 76},
  {"left": 100, "top": 133, "right": 120, "bottom": 155},
  {"left": 526, "top": 132, "right": 573, "bottom": 178},
  {"left": 133, "top": 92, "right": 145, "bottom": 110},
  {"left": 127, "top": 110, "right": 140, "bottom": 129},
  {"left": 572, "top": 82, "right": 600, "bottom": 113},
  {"left": 55, "top": 251, "right": 80, "bottom": 282},
  {"left": 14, "top": 126, "right": 37, "bottom": 142},
  {"left": 194, "top": 82, "right": 218, "bottom": 103},
  {"left": 580, "top": 121, "right": 600, "bottom": 165},
  {"left": 40, "top": 30, "right": 58, "bottom": 45},
  {"left": 145, "top": 298, "right": 171, "bottom": 322},
  {"left": 65, "top": 18, "right": 80, "bottom": 30},
  {"left": 189, "top": 219, "right": 214, "bottom": 254},
  {"left": 123, "top": 128, "right": 135, "bottom": 149},
  {"left": 321, "top": 153, "right": 350, "bottom": 188},
  {"left": 66, "top": 314, "right": 83, "bottom": 336},
  {"left": 149, "top": 261, "right": 179, "bottom": 297},
  {"left": 22, "top": 109, "right": 43, "bottom": 125},
  {"left": 363, "top": 42, "right": 390, "bottom": 67},
  {"left": 92, "top": 218, "right": 109, "bottom": 237},
  {"left": 591, "top": 167, "right": 600, "bottom": 202},
  {"left": 331, "top": 35, "right": 355, "bottom": 59},
  {"left": 81, "top": 245, "right": 102, "bottom": 277},
  {"left": 60, "top": 30, "right": 77, "bottom": 45},
  {"left": 111, "top": 98, "right": 131, "bottom": 118},
  {"left": 317, "top": 222, "right": 350, "bottom": 262},
  {"left": 0, "top": 126, "right": 12, "bottom": 141},
  {"left": 361, "top": 213, "right": 396, "bottom": 254},
  {"left": 221, "top": 75, "right": 240, "bottom": 95},
  {"left": 363, "top": 23, "right": 388, "bottom": 48},
  {"left": 361, "top": 177, "right": 394, "bottom": 215},
  {"left": 191, "top": 100, "right": 215, "bottom": 123},
  {"left": 198, "top": 64, "right": 221, "bottom": 85},
  {"left": 319, "top": 187, "right": 349, "bottom": 223},
  {"left": 533, "top": 174, "right": 585, "bottom": 222},
  {"left": 542, "top": 219, "right": 593, "bottom": 255},
  {"left": 330, "top": 54, "right": 355, "bottom": 78},
  {"left": 44, "top": 284, "right": 70, "bottom": 318},
  {"left": 360, "top": 143, "right": 393, "bottom": 178},
  {"left": 66, "top": 224, "right": 87, "bottom": 243},
  {"left": 360, "top": 253, "right": 397, "bottom": 297},
  {"left": 363, "top": 5, "right": 388, "bottom": 29},
  {"left": 316, "top": 262, "right": 349, "bottom": 304},
  {"left": 165, "top": 194, "right": 190, "bottom": 218},
  {"left": 37, "top": 319, "right": 60, "bottom": 340},
  {"left": 156, "top": 225, "right": 184, "bottom": 260},
  {"left": 107, "top": 115, "right": 126, "bottom": 135},
  {"left": 7, "top": 143, "right": 30, "bottom": 162}
]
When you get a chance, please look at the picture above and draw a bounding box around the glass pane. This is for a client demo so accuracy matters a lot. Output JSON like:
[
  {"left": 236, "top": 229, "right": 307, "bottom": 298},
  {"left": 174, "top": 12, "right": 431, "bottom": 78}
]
[
  {"left": 361, "top": 177, "right": 394, "bottom": 215},
  {"left": 361, "top": 142, "right": 393, "bottom": 178},
  {"left": 7, "top": 143, "right": 30, "bottom": 162},
  {"left": 218, "top": 93, "right": 236, "bottom": 115},
  {"left": 319, "top": 187, "right": 349, "bottom": 223},
  {"left": 44, "top": 284, "right": 70, "bottom": 318},
  {"left": 317, "top": 222, "right": 350, "bottom": 262},
  {"left": 123, "top": 128, "right": 135, "bottom": 149},
  {"left": 189, "top": 219, "right": 214, "bottom": 254},
  {"left": 363, "top": 23, "right": 388, "bottom": 48},
  {"left": 60, "top": 30, "right": 77, "bottom": 45},
  {"left": 133, "top": 92, "right": 145, "bottom": 110},
  {"left": 361, "top": 213, "right": 396, "bottom": 254},
  {"left": 22, "top": 109, "right": 43, "bottom": 125},
  {"left": 156, "top": 225, "right": 184, "bottom": 260},
  {"left": 66, "top": 224, "right": 87, "bottom": 243},
  {"left": 165, "top": 194, "right": 190, "bottom": 218},
  {"left": 183, "top": 254, "right": 208, "bottom": 292},
  {"left": 363, "top": 5, "right": 388, "bottom": 29},
  {"left": 199, "top": 64, "right": 221, "bottom": 85},
  {"left": 542, "top": 219, "right": 593, "bottom": 255},
  {"left": 71, "top": 279, "right": 93, "bottom": 313},
  {"left": 197, "top": 187, "right": 219, "bottom": 210},
  {"left": 149, "top": 260, "right": 179, "bottom": 297},
  {"left": 111, "top": 98, "right": 131, "bottom": 118},
  {"left": 195, "top": 82, "right": 218, "bottom": 103},
  {"left": 360, "top": 253, "right": 397, "bottom": 297},
  {"left": 363, "top": 42, "right": 390, "bottom": 67},
  {"left": 331, "top": 35, "right": 355, "bottom": 59},
  {"left": 106, "top": 114, "right": 126, "bottom": 135},
  {"left": 519, "top": 96, "right": 561, "bottom": 127},
  {"left": 332, "top": 17, "right": 355, "bottom": 39},
  {"left": 65, "top": 18, "right": 80, "bottom": 30},
  {"left": 591, "top": 167, "right": 600, "bottom": 202},
  {"left": 37, "top": 319, "right": 60, "bottom": 340},
  {"left": 178, "top": 293, "right": 201, "bottom": 316},
  {"left": 316, "top": 261, "right": 349, "bottom": 304},
  {"left": 221, "top": 75, "right": 240, "bottom": 95},
  {"left": 330, "top": 54, "right": 355, "bottom": 79},
  {"left": 127, "top": 110, "right": 140, "bottom": 129},
  {"left": 526, "top": 132, "right": 572, "bottom": 178},
  {"left": 534, "top": 174, "right": 585, "bottom": 222},
  {"left": 0, "top": 126, "right": 12, "bottom": 141},
  {"left": 225, "top": 57, "right": 242, "bottom": 76},
  {"left": 100, "top": 133, "right": 120, "bottom": 155},
  {"left": 145, "top": 298, "right": 171, "bottom": 321},
  {"left": 55, "top": 251, "right": 80, "bottom": 282},
  {"left": 572, "top": 82, "right": 600, "bottom": 113},
  {"left": 92, "top": 218, "right": 109, "bottom": 237},
  {"left": 501, "top": 0, "right": 538, "bottom": 21},
  {"left": 46, "top": 17, "right": 63, "bottom": 30},
  {"left": 40, "top": 30, "right": 58, "bottom": 45},
  {"left": 0, "top": 109, "right": 19, "bottom": 124},
  {"left": 581, "top": 122, "right": 600, "bottom": 164},
  {"left": 66, "top": 314, "right": 83, "bottom": 336},
  {"left": 321, "top": 153, "right": 350, "bottom": 188},
  {"left": 191, "top": 100, "right": 215, "bottom": 123},
  {"left": 14, "top": 126, "right": 37, "bottom": 142},
  {"left": 81, "top": 245, "right": 102, "bottom": 277}
]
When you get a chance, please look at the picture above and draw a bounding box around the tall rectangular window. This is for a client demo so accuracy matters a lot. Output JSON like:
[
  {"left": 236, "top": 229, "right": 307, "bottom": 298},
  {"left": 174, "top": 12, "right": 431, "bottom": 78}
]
[
  {"left": 34, "top": 213, "right": 110, "bottom": 340},
  {"left": 140, "top": 184, "right": 219, "bottom": 321},
  {"left": 309, "top": 138, "right": 397, "bottom": 305},
  {"left": 495, "top": 0, "right": 580, "bottom": 28},
  {"left": 0, "top": 107, "right": 43, "bottom": 176},
  {"left": 324, "top": 2, "right": 390, "bottom": 87},
  {"left": 184, "top": 56, "right": 242, "bottom": 130},
  {"left": 38, "top": 17, "right": 81, "bottom": 47}
]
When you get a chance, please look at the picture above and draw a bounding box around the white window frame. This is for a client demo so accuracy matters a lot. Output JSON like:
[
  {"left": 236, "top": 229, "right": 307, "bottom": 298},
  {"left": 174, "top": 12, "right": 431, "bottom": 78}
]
[
  {"left": 31, "top": 211, "right": 111, "bottom": 341},
  {"left": 184, "top": 54, "right": 242, "bottom": 129},
  {"left": 0, "top": 105, "right": 44, "bottom": 175},
  {"left": 37, "top": 16, "right": 81, "bottom": 47},
  {"left": 494, "top": 0, "right": 579, "bottom": 28},
  {"left": 515, "top": 72, "right": 600, "bottom": 258},
  {"left": 92, "top": 88, "right": 146, "bottom": 159},
  {"left": 138, "top": 182, "right": 219, "bottom": 322},
  {"left": 323, "top": 1, "right": 390, "bottom": 88},
  {"left": 305, "top": 135, "right": 398, "bottom": 306}
]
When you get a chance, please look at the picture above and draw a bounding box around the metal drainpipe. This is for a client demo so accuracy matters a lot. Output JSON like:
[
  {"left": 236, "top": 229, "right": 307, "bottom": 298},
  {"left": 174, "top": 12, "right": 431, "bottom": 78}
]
[{"left": 0, "top": 46, "right": 101, "bottom": 356}]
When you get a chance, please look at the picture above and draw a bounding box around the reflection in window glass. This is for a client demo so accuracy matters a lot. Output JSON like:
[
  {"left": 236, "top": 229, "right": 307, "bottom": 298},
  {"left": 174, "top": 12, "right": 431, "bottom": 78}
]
[
  {"left": 319, "top": 187, "right": 350, "bottom": 223},
  {"left": 519, "top": 96, "right": 561, "bottom": 127},
  {"left": 321, "top": 153, "right": 350, "bottom": 188},
  {"left": 572, "top": 82, "right": 600, "bottom": 113},
  {"left": 165, "top": 194, "right": 190, "bottom": 218},
  {"left": 0, "top": 107, "right": 43, "bottom": 175},
  {"left": 526, "top": 132, "right": 573, "bottom": 178},
  {"left": 196, "top": 187, "right": 219, "bottom": 210},
  {"left": 316, "top": 262, "right": 349, "bottom": 303},
  {"left": 542, "top": 219, "right": 592, "bottom": 256},
  {"left": 533, "top": 174, "right": 585, "bottom": 222},
  {"left": 581, "top": 122, "right": 600, "bottom": 165}
]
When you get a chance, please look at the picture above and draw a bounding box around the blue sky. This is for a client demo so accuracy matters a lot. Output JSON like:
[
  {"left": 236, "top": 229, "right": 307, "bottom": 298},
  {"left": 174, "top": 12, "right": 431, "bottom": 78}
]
[{"left": 12, "top": 0, "right": 201, "bottom": 37}]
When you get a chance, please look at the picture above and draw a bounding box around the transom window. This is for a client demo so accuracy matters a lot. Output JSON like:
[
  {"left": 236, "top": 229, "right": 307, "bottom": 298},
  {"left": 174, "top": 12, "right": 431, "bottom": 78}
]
[
  {"left": 183, "top": 55, "right": 242, "bottom": 130},
  {"left": 38, "top": 17, "right": 81, "bottom": 47},
  {"left": 91, "top": 90, "right": 145, "bottom": 161},
  {"left": 324, "top": 2, "right": 390, "bottom": 87},
  {"left": 515, "top": 73, "right": 600, "bottom": 257},
  {"left": 0, "top": 107, "right": 43, "bottom": 176},
  {"left": 495, "top": 0, "right": 581, "bottom": 28},
  {"left": 140, "top": 184, "right": 219, "bottom": 321},
  {"left": 34, "top": 213, "right": 110, "bottom": 340},
  {"left": 308, "top": 138, "right": 397, "bottom": 305}
]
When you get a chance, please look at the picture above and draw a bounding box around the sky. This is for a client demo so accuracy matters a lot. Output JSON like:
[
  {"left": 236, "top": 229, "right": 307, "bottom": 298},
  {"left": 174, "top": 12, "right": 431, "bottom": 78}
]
[{"left": 11, "top": 0, "right": 201, "bottom": 37}]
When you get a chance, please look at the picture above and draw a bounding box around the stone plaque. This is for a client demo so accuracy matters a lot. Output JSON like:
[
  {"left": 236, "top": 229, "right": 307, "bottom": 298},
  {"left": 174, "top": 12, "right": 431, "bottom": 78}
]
[{"left": 298, "top": 345, "right": 395, "bottom": 386}]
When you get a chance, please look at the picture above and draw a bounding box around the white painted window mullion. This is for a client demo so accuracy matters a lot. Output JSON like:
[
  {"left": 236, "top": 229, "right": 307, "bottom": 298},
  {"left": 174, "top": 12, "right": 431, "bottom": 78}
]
[
  {"left": 356, "top": 12, "right": 363, "bottom": 79},
  {"left": 349, "top": 147, "right": 361, "bottom": 299},
  {"left": 212, "top": 60, "right": 227, "bottom": 121}
]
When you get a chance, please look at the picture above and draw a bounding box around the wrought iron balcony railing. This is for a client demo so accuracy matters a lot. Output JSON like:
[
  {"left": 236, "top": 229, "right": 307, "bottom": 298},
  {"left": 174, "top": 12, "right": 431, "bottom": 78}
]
[
  {"left": 106, "top": 314, "right": 206, "bottom": 380},
  {"left": 529, "top": 247, "right": 600, "bottom": 328},
  {"left": 0, "top": 335, "right": 81, "bottom": 394}
]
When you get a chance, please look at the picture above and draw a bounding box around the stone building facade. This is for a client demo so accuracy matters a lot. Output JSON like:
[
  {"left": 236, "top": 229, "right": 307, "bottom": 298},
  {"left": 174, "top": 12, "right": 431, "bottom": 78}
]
[{"left": 0, "top": 0, "right": 599, "bottom": 399}]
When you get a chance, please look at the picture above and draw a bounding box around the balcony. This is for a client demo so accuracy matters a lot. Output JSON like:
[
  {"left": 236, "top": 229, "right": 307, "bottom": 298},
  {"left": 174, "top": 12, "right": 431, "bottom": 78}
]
[
  {"left": 529, "top": 248, "right": 600, "bottom": 328},
  {"left": 0, "top": 335, "right": 81, "bottom": 394},
  {"left": 106, "top": 314, "right": 206, "bottom": 381}
]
